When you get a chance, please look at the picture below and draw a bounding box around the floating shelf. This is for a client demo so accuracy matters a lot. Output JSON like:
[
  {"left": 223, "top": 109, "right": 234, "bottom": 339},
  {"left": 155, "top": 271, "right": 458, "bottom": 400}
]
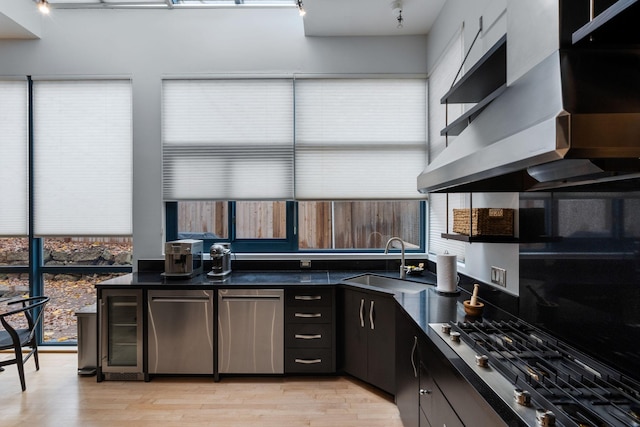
[
  {"left": 440, "top": 84, "right": 506, "bottom": 136},
  {"left": 441, "top": 233, "right": 561, "bottom": 244},
  {"left": 440, "top": 35, "right": 507, "bottom": 105},
  {"left": 441, "top": 233, "right": 519, "bottom": 243},
  {"left": 572, "top": 0, "right": 639, "bottom": 45}
]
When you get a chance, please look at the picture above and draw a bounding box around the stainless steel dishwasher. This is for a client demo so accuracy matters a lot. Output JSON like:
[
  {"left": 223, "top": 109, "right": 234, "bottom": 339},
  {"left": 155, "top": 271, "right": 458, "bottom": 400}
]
[
  {"left": 218, "top": 288, "right": 284, "bottom": 374},
  {"left": 147, "top": 289, "right": 214, "bottom": 375}
]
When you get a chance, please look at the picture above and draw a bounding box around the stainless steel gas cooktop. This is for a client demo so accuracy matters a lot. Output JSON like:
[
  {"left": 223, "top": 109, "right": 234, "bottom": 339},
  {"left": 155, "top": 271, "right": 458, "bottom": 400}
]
[{"left": 430, "top": 320, "right": 640, "bottom": 427}]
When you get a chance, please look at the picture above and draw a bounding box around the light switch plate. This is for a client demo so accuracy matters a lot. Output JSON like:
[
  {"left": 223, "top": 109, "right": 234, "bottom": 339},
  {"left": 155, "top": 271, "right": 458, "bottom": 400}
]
[
  {"left": 491, "top": 266, "right": 506, "bottom": 287},
  {"left": 300, "top": 259, "right": 311, "bottom": 269}
]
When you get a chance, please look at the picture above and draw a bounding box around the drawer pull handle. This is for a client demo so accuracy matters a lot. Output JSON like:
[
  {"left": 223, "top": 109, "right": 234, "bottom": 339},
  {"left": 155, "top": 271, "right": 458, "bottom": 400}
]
[
  {"left": 295, "top": 313, "right": 322, "bottom": 318},
  {"left": 295, "top": 334, "right": 322, "bottom": 340},
  {"left": 295, "top": 358, "right": 322, "bottom": 364},
  {"left": 294, "top": 295, "right": 322, "bottom": 301}
]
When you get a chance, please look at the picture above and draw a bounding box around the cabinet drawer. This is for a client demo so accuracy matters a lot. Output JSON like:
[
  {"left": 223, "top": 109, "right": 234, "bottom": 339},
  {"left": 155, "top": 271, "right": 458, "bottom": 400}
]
[
  {"left": 285, "top": 306, "right": 332, "bottom": 323},
  {"left": 285, "top": 348, "right": 334, "bottom": 373},
  {"left": 285, "top": 323, "right": 332, "bottom": 348},
  {"left": 285, "top": 288, "right": 333, "bottom": 308}
]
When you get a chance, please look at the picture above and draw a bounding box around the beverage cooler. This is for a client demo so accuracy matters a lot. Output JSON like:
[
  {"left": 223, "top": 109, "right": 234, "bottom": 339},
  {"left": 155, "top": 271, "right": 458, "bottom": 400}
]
[{"left": 98, "top": 289, "right": 144, "bottom": 381}]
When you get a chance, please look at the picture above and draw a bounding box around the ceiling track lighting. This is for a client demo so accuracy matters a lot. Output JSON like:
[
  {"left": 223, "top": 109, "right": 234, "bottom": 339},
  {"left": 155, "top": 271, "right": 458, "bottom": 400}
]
[
  {"left": 37, "top": 0, "right": 50, "bottom": 14},
  {"left": 296, "top": 0, "right": 306, "bottom": 17},
  {"left": 391, "top": 0, "right": 404, "bottom": 29}
]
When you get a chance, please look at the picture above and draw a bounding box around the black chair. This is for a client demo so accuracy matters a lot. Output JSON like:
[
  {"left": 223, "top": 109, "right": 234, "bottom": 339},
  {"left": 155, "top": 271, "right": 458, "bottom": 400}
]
[{"left": 0, "top": 296, "right": 50, "bottom": 391}]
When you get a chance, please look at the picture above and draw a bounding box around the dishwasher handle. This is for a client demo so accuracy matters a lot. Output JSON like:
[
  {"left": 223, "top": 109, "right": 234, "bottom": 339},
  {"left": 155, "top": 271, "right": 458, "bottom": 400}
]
[
  {"left": 150, "top": 296, "right": 211, "bottom": 303},
  {"left": 221, "top": 295, "right": 282, "bottom": 302}
]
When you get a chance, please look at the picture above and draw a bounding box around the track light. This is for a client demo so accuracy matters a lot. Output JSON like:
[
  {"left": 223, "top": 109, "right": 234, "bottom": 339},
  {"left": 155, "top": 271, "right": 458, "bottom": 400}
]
[
  {"left": 391, "top": 0, "right": 403, "bottom": 29},
  {"left": 296, "top": 0, "right": 306, "bottom": 17},
  {"left": 37, "top": 0, "right": 50, "bottom": 14}
]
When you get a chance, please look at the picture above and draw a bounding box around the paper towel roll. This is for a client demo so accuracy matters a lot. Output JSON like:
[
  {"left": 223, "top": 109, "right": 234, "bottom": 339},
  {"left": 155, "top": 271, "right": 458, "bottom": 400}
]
[{"left": 436, "top": 253, "right": 458, "bottom": 293}]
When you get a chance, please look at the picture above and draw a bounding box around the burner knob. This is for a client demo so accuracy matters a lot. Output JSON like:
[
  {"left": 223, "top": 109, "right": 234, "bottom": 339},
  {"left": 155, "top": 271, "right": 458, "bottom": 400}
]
[
  {"left": 475, "top": 354, "right": 489, "bottom": 368},
  {"left": 514, "top": 389, "right": 531, "bottom": 406},
  {"left": 441, "top": 324, "right": 451, "bottom": 335},
  {"left": 450, "top": 331, "right": 461, "bottom": 342},
  {"left": 536, "top": 409, "right": 556, "bottom": 427}
]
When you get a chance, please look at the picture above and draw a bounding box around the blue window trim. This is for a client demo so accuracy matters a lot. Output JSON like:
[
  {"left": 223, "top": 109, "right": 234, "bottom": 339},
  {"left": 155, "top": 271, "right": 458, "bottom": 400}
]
[
  {"left": 166, "top": 201, "right": 298, "bottom": 252},
  {"left": 167, "top": 200, "right": 426, "bottom": 253}
]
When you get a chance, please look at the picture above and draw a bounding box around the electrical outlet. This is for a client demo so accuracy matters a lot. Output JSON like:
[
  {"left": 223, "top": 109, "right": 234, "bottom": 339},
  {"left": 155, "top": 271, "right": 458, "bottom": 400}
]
[
  {"left": 491, "top": 266, "right": 506, "bottom": 287},
  {"left": 300, "top": 259, "right": 311, "bottom": 269}
]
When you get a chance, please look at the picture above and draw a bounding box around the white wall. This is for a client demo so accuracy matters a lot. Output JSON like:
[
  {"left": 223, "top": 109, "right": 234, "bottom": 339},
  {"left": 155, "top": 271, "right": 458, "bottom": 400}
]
[
  {"left": 0, "top": 8, "right": 428, "bottom": 267},
  {"left": 425, "top": 0, "right": 519, "bottom": 295}
]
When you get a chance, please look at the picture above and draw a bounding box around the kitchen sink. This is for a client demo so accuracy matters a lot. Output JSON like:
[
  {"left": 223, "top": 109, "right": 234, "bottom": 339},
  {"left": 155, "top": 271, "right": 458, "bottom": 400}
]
[{"left": 342, "top": 274, "right": 432, "bottom": 294}]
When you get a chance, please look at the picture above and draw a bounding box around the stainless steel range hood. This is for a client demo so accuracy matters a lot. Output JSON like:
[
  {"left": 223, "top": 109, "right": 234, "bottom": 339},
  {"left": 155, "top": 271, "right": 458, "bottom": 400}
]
[{"left": 418, "top": 3, "right": 640, "bottom": 193}]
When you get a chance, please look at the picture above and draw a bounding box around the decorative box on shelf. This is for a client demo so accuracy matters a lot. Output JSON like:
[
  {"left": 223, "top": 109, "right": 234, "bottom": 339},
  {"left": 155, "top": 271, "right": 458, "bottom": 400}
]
[{"left": 452, "top": 208, "right": 514, "bottom": 237}]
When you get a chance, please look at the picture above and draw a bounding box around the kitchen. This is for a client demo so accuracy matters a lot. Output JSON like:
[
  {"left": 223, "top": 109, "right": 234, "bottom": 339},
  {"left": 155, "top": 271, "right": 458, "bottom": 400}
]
[{"left": 1, "top": 0, "right": 639, "bottom": 426}]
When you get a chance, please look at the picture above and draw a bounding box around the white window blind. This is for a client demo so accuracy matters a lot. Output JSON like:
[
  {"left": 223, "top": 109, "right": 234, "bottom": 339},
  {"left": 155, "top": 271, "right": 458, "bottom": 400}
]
[
  {"left": 162, "top": 79, "right": 294, "bottom": 200},
  {"left": 428, "top": 193, "right": 467, "bottom": 261},
  {"left": 33, "top": 80, "right": 133, "bottom": 236},
  {"left": 294, "top": 78, "right": 427, "bottom": 200},
  {"left": 0, "top": 81, "right": 28, "bottom": 236},
  {"left": 428, "top": 31, "right": 464, "bottom": 162},
  {"left": 427, "top": 30, "right": 466, "bottom": 260}
]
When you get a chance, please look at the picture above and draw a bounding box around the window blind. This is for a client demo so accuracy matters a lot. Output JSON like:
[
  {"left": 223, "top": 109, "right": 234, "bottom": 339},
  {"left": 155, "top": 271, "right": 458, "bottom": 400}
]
[
  {"left": 427, "top": 30, "right": 466, "bottom": 260},
  {"left": 428, "top": 31, "right": 464, "bottom": 162},
  {"left": 428, "top": 193, "right": 467, "bottom": 261},
  {"left": 33, "top": 80, "right": 133, "bottom": 236},
  {"left": 162, "top": 79, "right": 294, "bottom": 201},
  {"left": 0, "top": 81, "right": 28, "bottom": 236},
  {"left": 294, "top": 78, "right": 427, "bottom": 200}
]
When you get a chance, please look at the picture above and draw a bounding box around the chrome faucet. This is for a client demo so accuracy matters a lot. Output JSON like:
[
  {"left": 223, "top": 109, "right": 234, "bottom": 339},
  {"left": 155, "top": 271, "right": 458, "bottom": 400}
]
[{"left": 384, "top": 237, "right": 406, "bottom": 279}]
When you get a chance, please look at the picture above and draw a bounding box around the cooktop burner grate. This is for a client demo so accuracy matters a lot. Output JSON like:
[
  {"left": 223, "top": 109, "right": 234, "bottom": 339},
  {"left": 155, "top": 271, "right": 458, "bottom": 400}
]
[{"left": 446, "top": 320, "right": 640, "bottom": 427}]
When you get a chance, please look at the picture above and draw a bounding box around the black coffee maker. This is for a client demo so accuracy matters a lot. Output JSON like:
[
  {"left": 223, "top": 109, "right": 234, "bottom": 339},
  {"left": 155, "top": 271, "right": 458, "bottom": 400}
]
[{"left": 207, "top": 243, "right": 231, "bottom": 278}]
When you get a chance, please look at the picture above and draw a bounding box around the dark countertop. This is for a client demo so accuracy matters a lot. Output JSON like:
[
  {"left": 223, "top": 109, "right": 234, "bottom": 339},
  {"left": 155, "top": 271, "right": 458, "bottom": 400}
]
[{"left": 96, "top": 269, "right": 438, "bottom": 289}]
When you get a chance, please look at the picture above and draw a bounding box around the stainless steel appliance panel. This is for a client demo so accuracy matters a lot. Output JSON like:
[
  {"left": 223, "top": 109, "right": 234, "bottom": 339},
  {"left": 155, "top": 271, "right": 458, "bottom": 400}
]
[
  {"left": 148, "top": 289, "right": 214, "bottom": 374},
  {"left": 218, "top": 289, "right": 284, "bottom": 374}
]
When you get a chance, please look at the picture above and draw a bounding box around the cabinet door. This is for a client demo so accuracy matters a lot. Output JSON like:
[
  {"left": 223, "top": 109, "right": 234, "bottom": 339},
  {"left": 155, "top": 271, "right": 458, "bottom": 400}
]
[
  {"left": 99, "top": 289, "right": 143, "bottom": 381},
  {"left": 367, "top": 294, "right": 395, "bottom": 394},
  {"left": 342, "top": 288, "right": 367, "bottom": 381},
  {"left": 395, "top": 309, "right": 421, "bottom": 427}
]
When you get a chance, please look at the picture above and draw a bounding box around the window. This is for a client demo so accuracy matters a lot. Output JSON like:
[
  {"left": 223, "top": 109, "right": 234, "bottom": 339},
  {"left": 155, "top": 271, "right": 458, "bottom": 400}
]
[
  {"left": 175, "top": 200, "right": 425, "bottom": 252},
  {"left": 0, "top": 78, "right": 134, "bottom": 346},
  {"left": 299, "top": 201, "right": 423, "bottom": 250},
  {"left": 167, "top": 77, "right": 428, "bottom": 253}
]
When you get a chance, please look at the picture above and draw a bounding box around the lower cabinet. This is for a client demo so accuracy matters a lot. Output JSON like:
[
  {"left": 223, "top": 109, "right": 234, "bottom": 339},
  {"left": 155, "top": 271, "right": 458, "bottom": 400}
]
[
  {"left": 395, "top": 308, "right": 421, "bottom": 427},
  {"left": 98, "top": 288, "right": 144, "bottom": 381},
  {"left": 147, "top": 289, "right": 214, "bottom": 375},
  {"left": 342, "top": 287, "right": 395, "bottom": 394},
  {"left": 395, "top": 309, "right": 507, "bottom": 427},
  {"left": 284, "top": 287, "right": 335, "bottom": 373}
]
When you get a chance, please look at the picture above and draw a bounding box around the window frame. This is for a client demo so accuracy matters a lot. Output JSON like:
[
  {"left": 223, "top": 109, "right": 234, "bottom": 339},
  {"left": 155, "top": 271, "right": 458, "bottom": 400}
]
[{"left": 167, "top": 200, "right": 426, "bottom": 254}]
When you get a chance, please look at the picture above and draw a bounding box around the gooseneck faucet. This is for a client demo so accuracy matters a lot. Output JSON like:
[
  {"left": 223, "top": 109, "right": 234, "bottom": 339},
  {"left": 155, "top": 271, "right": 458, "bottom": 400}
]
[{"left": 384, "top": 237, "right": 406, "bottom": 279}]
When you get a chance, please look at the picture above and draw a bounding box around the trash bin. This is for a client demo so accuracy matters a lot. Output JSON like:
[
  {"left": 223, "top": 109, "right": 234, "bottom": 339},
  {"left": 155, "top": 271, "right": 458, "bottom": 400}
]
[{"left": 75, "top": 303, "right": 97, "bottom": 376}]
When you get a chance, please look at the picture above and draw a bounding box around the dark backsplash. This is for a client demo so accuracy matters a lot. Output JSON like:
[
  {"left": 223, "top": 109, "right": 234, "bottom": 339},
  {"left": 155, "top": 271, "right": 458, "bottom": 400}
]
[{"left": 519, "top": 191, "right": 640, "bottom": 382}]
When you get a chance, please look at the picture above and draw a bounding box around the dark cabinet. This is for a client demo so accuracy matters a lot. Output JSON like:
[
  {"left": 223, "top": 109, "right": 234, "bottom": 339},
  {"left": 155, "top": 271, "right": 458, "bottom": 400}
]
[
  {"left": 419, "top": 361, "right": 464, "bottom": 427},
  {"left": 342, "top": 287, "right": 395, "bottom": 394},
  {"left": 396, "top": 309, "right": 506, "bottom": 427},
  {"left": 395, "top": 309, "right": 421, "bottom": 427},
  {"left": 284, "top": 287, "right": 335, "bottom": 374}
]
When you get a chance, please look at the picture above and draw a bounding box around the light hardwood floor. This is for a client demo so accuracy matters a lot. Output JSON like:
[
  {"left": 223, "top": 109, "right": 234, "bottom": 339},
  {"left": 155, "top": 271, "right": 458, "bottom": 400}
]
[{"left": 0, "top": 352, "right": 403, "bottom": 427}]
